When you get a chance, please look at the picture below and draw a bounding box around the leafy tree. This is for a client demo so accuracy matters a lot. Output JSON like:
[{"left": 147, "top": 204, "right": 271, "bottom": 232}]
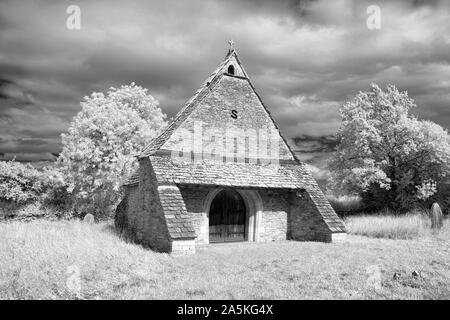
[
  {"left": 0, "top": 160, "right": 65, "bottom": 205},
  {"left": 329, "top": 84, "right": 450, "bottom": 211},
  {"left": 60, "top": 83, "right": 167, "bottom": 217},
  {"left": 0, "top": 160, "right": 45, "bottom": 204}
]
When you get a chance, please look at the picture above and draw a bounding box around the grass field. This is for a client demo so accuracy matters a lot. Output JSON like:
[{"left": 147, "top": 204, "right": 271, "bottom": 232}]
[
  {"left": 0, "top": 217, "right": 449, "bottom": 300},
  {"left": 345, "top": 212, "right": 449, "bottom": 239}
]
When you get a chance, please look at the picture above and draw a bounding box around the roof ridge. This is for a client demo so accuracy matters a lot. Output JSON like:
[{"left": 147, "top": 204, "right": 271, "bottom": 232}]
[
  {"left": 139, "top": 51, "right": 236, "bottom": 158},
  {"left": 228, "top": 51, "right": 299, "bottom": 162},
  {"left": 139, "top": 48, "right": 299, "bottom": 162},
  {"left": 242, "top": 76, "right": 300, "bottom": 162}
]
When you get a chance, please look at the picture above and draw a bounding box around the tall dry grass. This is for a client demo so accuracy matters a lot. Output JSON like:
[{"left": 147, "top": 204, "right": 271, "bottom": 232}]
[
  {"left": 327, "top": 194, "right": 363, "bottom": 214},
  {"left": 0, "top": 218, "right": 449, "bottom": 299},
  {"left": 0, "top": 220, "right": 171, "bottom": 299},
  {"left": 345, "top": 211, "right": 449, "bottom": 239}
]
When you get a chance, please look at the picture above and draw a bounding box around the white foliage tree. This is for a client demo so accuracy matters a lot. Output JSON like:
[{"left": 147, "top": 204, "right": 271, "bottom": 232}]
[
  {"left": 329, "top": 84, "right": 450, "bottom": 211},
  {"left": 60, "top": 83, "right": 167, "bottom": 216}
]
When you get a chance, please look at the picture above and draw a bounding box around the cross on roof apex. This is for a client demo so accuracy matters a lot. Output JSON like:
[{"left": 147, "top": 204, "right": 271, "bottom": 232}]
[{"left": 228, "top": 39, "right": 235, "bottom": 51}]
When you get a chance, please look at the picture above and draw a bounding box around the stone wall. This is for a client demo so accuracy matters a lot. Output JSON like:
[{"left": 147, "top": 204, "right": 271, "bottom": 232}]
[
  {"left": 118, "top": 179, "right": 343, "bottom": 252},
  {"left": 139, "top": 159, "right": 173, "bottom": 251},
  {"left": 258, "top": 190, "right": 289, "bottom": 242},
  {"left": 171, "top": 239, "right": 196, "bottom": 255},
  {"left": 179, "top": 186, "right": 210, "bottom": 244},
  {"left": 179, "top": 186, "right": 293, "bottom": 243},
  {"left": 162, "top": 74, "right": 294, "bottom": 161},
  {"left": 289, "top": 190, "right": 334, "bottom": 242},
  {"left": 117, "top": 159, "right": 197, "bottom": 254},
  {"left": 118, "top": 158, "right": 172, "bottom": 252}
]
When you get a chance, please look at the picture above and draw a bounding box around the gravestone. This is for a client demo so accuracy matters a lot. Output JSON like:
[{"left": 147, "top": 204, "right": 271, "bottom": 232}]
[
  {"left": 431, "top": 202, "right": 443, "bottom": 230},
  {"left": 83, "top": 213, "right": 95, "bottom": 224}
]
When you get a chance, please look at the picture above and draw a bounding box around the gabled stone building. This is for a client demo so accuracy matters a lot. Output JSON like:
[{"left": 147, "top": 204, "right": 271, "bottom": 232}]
[{"left": 115, "top": 44, "right": 346, "bottom": 254}]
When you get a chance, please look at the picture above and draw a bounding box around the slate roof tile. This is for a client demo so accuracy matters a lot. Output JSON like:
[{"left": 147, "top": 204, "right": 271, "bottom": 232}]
[{"left": 146, "top": 153, "right": 309, "bottom": 189}]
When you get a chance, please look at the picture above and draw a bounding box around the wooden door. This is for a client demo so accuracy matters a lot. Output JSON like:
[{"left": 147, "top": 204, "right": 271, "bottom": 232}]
[{"left": 209, "top": 190, "right": 246, "bottom": 243}]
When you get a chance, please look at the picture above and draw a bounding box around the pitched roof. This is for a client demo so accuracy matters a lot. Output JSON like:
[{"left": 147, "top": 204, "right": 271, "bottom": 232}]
[
  {"left": 125, "top": 151, "right": 346, "bottom": 233},
  {"left": 157, "top": 185, "right": 197, "bottom": 239},
  {"left": 307, "top": 185, "right": 346, "bottom": 233},
  {"left": 135, "top": 151, "right": 306, "bottom": 189},
  {"left": 126, "top": 47, "right": 345, "bottom": 234},
  {"left": 139, "top": 49, "right": 243, "bottom": 158},
  {"left": 124, "top": 171, "right": 139, "bottom": 186},
  {"left": 139, "top": 48, "right": 298, "bottom": 161}
]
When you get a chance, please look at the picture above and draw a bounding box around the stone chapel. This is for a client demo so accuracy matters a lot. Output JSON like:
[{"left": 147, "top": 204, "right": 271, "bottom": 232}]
[{"left": 115, "top": 43, "right": 346, "bottom": 254}]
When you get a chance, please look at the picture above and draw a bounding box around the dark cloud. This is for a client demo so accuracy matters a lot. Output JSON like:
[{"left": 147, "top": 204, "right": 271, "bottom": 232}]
[
  {"left": 292, "top": 134, "right": 338, "bottom": 153},
  {"left": 16, "top": 138, "right": 48, "bottom": 146},
  {"left": 0, "top": 79, "right": 35, "bottom": 106},
  {"left": 0, "top": 0, "right": 449, "bottom": 155}
]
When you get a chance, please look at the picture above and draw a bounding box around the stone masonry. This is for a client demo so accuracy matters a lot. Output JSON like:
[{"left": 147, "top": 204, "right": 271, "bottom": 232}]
[{"left": 116, "top": 45, "right": 346, "bottom": 254}]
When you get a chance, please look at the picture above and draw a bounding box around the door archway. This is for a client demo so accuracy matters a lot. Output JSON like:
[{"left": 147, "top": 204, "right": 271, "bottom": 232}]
[{"left": 209, "top": 189, "right": 246, "bottom": 243}]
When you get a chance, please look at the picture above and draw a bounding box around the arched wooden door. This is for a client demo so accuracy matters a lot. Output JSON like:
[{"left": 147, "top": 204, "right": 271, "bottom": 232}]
[{"left": 209, "top": 189, "right": 246, "bottom": 243}]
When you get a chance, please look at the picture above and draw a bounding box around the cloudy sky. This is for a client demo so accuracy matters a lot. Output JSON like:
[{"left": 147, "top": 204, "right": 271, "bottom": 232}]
[{"left": 1, "top": 0, "right": 449, "bottom": 156}]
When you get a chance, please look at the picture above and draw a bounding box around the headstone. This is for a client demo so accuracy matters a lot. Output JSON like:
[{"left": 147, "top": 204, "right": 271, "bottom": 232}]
[
  {"left": 431, "top": 202, "right": 443, "bottom": 230},
  {"left": 83, "top": 213, "right": 95, "bottom": 224},
  {"left": 411, "top": 270, "right": 421, "bottom": 278}
]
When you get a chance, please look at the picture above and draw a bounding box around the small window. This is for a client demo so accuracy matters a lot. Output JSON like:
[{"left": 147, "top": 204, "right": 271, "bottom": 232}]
[{"left": 227, "top": 65, "right": 235, "bottom": 75}]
